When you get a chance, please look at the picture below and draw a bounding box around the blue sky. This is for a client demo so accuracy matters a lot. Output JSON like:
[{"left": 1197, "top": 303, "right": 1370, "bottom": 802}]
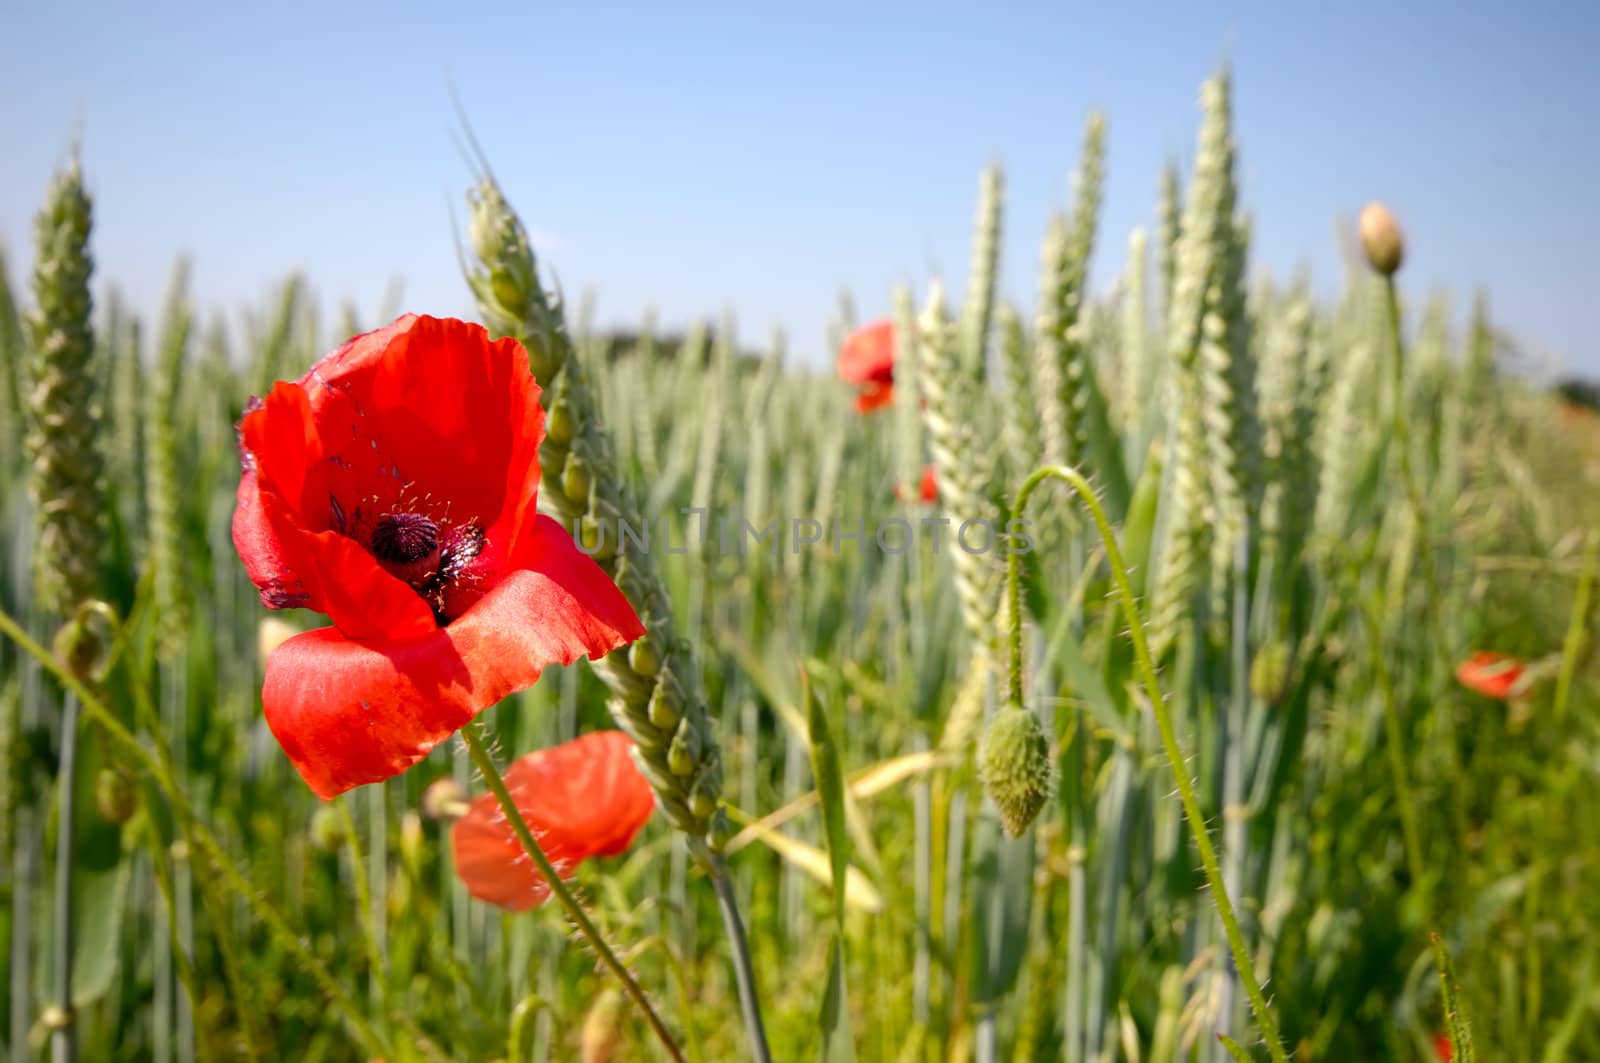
[{"left": 3, "top": 2, "right": 1597, "bottom": 374}]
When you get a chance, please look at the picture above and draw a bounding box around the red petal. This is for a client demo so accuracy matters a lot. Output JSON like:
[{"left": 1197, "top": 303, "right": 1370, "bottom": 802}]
[
  {"left": 261, "top": 520, "right": 643, "bottom": 799},
  {"left": 234, "top": 315, "right": 546, "bottom": 638},
  {"left": 233, "top": 380, "right": 436, "bottom": 638},
  {"left": 919, "top": 464, "right": 940, "bottom": 504},
  {"left": 1455, "top": 651, "right": 1525, "bottom": 701},
  {"left": 837, "top": 319, "right": 896, "bottom": 385},
  {"left": 452, "top": 732, "right": 655, "bottom": 911},
  {"left": 299, "top": 315, "right": 545, "bottom": 554},
  {"left": 854, "top": 380, "right": 894, "bottom": 414}
]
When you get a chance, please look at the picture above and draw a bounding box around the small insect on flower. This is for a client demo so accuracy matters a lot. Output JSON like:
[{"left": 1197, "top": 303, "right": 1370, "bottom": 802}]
[
  {"left": 836, "top": 319, "right": 896, "bottom": 413},
  {"left": 1455, "top": 651, "right": 1527, "bottom": 701},
  {"left": 233, "top": 315, "right": 645, "bottom": 800},
  {"left": 452, "top": 731, "right": 655, "bottom": 911}
]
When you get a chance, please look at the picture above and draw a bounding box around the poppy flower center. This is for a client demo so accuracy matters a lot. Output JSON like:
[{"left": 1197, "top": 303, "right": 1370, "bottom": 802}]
[
  {"left": 361, "top": 508, "right": 493, "bottom": 626},
  {"left": 371, "top": 512, "right": 439, "bottom": 564}
]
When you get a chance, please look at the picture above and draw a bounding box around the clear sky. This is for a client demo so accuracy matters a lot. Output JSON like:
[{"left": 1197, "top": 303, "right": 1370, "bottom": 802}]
[{"left": 3, "top": 2, "right": 1597, "bottom": 375}]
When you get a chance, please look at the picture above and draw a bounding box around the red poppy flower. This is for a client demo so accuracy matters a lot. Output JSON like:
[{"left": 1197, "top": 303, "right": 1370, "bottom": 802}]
[
  {"left": 1432, "top": 1032, "right": 1453, "bottom": 1061},
  {"left": 1455, "top": 651, "right": 1526, "bottom": 701},
  {"left": 837, "top": 319, "right": 895, "bottom": 413},
  {"left": 895, "top": 464, "right": 940, "bottom": 505},
  {"left": 233, "top": 315, "right": 644, "bottom": 800},
  {"left": 452, "top": 731, "right": 654, "bottom": 910}
]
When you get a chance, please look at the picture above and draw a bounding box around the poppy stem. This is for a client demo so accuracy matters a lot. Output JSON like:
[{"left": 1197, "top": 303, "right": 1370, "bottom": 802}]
[
  {"left": 1357, "top": 588, "right": 1428, "bottom": 896},
  {"left": 1007, "top": 464, "right": 1289, "bottom": 1063},
  {"left": 691, "top": 839, "right": 772, "bottom": 1063},
  {"left": 1382, "top": 276, "right": 1437, "bottom": 613},
  {"left": 458, "top": 721, "right": 684, "bottom": 1062}
]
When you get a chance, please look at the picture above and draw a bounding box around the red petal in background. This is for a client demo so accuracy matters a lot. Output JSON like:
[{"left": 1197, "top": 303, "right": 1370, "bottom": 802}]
[
  {"left": 452, "top": 731, "right": 655, "bottom": 911},
  {"left": 1455, "top": 650, "right": 1525, "bottom": 700},
  {"left": 837, "top": 319, "right": 896, "bottom": 385},
  {"left": 854, "top": 380, "right": 894, "bottom": 413}
]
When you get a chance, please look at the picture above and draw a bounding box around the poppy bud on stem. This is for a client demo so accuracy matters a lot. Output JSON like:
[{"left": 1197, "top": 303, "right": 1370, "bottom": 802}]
[
  {"left": 1359, "top": 201, "right": 1405, "bottom": 276},
  {"left": 1005, "top": 463, "right": 1290, "bottom": 1062},
  {"left": 979, "top": 704, "right": 1053, "bottom": 838}
]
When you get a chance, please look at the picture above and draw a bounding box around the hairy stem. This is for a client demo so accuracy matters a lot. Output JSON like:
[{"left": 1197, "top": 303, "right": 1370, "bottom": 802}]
[
  {"left": 1007, "top": 465, "right": 1288, "bottom": 1062},
  {"left": 1359, "top": 592, "right": 1428, "bottom": 898},
  {"left": 457, "top": 721, "right": 683, "bottom": 1062}
]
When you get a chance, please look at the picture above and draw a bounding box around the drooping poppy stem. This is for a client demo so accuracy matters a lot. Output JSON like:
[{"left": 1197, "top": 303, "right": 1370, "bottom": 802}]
[
  {"left": 457, "top": 721, "right": 683, "bottom": 1062},
  {"left": 691, "top": 838, "right": 772, "bottom": 1063},
  {"left": 49, "top": 690, "right": 81, "bottom": 1063},
  {"left": 1004, "top": 464, "right": 1289, "bottom": 1063}
]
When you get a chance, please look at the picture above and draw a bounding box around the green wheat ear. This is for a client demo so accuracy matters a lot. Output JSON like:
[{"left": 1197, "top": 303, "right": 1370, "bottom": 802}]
[
  {"left": 1117, "top": 226, "right": 1151, "bottom": 434},
  {"left": 1036, "top": 112, "right": 1107, "bottom": 476},
  {"left": 0, "top": 245, "right": 26, "bottom": 478},
  {"left": 466, "top": 176, "right": 726, "bottom": 843},
  {"left": 1148, "top": 71, "right": 1235, "bottom": 656},
  {"left": 25, "top": 155, "right": 104, "bottom": 619},
  {"left": 997, "top": 301, "right": 1039, "bottom": 480},
  {"left": 146, "top": 259, "right": 194, "bottom": 660},
  {"left": 916, "top": 280, "right": 1003, "bottom": 646},
  {"left": 1156, "top": 160, "right": 1182, "bottom": 326},
  {"left": 958, "top": 163, "right": 1003, "bottom": 381}
]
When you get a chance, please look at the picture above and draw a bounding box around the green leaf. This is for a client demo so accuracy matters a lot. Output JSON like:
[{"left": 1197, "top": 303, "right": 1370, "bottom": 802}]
[
  {"left": 807, "top": 675, "right": 850, "bottom": 919},
  {"left": 72, "top": 860, "right": 130, "bottom": 1006},
  {"left": 968, "top": 814, "right": 1035, "bottom": 1004},
  {"left": 817, "top": 933, "right": 856, "bottom": 1063},
  {"left": 808, "top": 674, "right": 856, "bottom": 1061},
  {"left": 721, "top": 817, "right": 883, "bottom": 914}
]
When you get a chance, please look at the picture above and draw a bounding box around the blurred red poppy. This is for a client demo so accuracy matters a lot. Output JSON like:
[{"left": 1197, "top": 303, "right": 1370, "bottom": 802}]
[
  {"left": 837, "top": 320, "right": 895, "bottom": 413},
  {"left": 1455, "top": 651, "right": 1526, "bottom": 701},
  {"left": 1432, "top": 1032, "right": 1453, "bottom": 1061},
  {"left": 233, "top": 314, "right": 644, "bottom": 800},
  {"left": 896, "top": 464, "right": 939, "bottom": 505},
  {"left": 452, "top": 731, "right": 654, "bottom": 910}
]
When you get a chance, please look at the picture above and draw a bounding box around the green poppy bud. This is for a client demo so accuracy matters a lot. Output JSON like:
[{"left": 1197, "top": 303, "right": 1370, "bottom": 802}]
[{"left": 979, "top": 704, "right": 1055, "bottom": 838}]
